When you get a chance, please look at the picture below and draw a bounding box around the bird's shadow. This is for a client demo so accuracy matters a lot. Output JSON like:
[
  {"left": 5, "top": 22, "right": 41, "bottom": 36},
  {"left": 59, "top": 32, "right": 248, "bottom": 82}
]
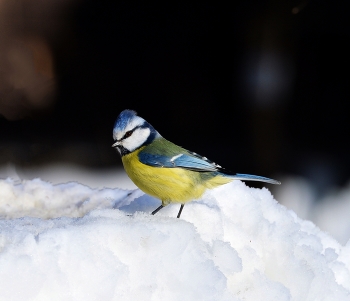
[{"left": 118, "top": 193, "right": 160, "bottom": 215}]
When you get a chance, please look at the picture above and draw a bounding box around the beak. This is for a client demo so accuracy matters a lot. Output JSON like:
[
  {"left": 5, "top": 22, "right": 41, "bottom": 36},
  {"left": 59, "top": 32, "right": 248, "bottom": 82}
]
[{"left": 112, "top": 141, "right": 120, "bottom": 148}]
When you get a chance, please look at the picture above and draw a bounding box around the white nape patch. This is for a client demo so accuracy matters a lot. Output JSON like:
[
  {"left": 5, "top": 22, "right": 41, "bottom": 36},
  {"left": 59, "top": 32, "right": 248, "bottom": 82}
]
[
  {"left": 113, "top": 116, "right": 145, "bottom": 141},
  {"left": 122, "top": 127, "right": 150, "bottom": 152},
  {"left": 170, "top": 154, "right": 183, "bottom": 162}
]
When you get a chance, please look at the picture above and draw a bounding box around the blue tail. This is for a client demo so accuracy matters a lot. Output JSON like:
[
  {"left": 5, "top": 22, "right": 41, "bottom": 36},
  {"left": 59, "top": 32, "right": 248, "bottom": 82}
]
[{"left": 225, "top": 173, "right": 281, "bottom": 185}]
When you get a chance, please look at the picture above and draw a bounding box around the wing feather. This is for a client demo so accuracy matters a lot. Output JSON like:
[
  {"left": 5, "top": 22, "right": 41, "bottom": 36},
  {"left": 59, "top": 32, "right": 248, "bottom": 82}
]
[{"left": 138, "top": 152, "right": 218, "bottom": 172}]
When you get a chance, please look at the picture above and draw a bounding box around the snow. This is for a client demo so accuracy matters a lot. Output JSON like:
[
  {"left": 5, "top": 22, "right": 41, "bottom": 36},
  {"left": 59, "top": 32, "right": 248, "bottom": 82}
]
[
  {"left": 275, "top": 177, "right": 350, "bottom": 245},
  {"left": 1, "top": 175, "right": 350, "bottom": 301}
]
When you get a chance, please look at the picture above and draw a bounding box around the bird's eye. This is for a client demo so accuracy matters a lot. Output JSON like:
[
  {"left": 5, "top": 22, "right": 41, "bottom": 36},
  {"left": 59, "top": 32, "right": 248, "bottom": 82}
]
[{"left": 123, "top": 130, "right": 133, "bottom": 139}]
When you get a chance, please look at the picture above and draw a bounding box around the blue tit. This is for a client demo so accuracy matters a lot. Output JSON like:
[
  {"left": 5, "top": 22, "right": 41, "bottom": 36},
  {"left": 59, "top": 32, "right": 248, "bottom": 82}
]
[{"left": 112, "top": 109, "right": 280, "bottom": 218}]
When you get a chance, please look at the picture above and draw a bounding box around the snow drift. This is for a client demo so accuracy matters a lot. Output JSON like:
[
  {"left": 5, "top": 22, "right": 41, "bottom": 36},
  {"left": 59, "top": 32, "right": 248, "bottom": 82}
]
[{"left": 0, "top": 178, "right": 349, "bottom": 301}]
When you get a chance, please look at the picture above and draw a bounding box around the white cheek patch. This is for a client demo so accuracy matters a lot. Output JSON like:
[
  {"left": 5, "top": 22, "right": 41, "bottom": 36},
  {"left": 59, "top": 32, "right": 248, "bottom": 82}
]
[{"left": 122, "top": 127, "right": 150, "bottom": 152}]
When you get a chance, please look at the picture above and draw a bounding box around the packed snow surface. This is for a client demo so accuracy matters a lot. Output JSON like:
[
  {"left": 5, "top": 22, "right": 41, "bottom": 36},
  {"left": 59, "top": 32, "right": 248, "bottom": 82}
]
[{"left": 0, "top": 178, "right": 350, "bottom": 301}]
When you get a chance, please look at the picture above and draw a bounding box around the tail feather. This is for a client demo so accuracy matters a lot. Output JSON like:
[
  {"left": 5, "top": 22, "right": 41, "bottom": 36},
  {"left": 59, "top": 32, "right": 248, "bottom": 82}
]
[{"left": 226, "top": 173, "right": 281, "bottom": 185}]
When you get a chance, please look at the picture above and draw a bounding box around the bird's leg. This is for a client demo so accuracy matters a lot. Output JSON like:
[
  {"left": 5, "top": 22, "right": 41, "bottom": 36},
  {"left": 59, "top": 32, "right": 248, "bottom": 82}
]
[
  {"left": 177, "top": 204, "right": 185, "bottom": 218},
  {"left": 151, "top": 204, "right": 164, "bottom": 215}
]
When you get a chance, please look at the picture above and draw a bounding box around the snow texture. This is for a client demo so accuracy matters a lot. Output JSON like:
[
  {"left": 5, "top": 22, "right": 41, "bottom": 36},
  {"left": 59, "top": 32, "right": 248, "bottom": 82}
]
[{"left": 0, "top": 178, "right": 350, "bottom": 301}]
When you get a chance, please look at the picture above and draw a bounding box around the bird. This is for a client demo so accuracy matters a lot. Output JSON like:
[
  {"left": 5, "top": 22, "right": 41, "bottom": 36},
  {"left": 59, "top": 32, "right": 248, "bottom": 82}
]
[{"left": 112, "top": 109, "right": 280, "bottom": 218}]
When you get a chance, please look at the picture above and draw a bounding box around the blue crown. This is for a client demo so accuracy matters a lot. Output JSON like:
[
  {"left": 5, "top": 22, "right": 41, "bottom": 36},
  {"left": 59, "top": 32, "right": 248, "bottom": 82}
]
[{"left": 114, "top": 109, "right": 137, "bottom": 131}]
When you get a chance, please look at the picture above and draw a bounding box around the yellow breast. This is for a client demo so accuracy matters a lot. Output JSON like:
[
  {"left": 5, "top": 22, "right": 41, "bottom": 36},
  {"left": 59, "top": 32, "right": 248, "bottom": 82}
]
[{"left": 122, "top": 148, "right": 232, "bottom": 204}]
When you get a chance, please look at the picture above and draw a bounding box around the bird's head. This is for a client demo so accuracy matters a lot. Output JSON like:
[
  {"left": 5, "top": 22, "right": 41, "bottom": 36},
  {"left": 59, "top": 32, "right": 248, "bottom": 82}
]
[{"left": 112, "top": 110, "right": 160, "bottom": 156}]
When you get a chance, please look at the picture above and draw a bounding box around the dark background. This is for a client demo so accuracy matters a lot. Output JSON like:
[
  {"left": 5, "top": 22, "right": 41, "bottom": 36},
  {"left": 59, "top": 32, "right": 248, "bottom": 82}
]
[{"left": 1, "top": 1, "right": 349, "bottom": 195}]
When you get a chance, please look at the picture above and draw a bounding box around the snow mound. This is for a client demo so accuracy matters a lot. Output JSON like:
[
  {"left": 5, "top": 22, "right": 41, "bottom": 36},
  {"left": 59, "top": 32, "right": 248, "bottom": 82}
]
[{"left": 0, "top": 178, "right": 349, "bottom": 301}]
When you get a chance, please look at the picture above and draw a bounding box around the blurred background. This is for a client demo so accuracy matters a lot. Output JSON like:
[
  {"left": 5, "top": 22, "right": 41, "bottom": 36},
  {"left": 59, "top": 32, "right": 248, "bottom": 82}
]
[{"left": 1, "top": 1, "right": 349, "bottom": 243}]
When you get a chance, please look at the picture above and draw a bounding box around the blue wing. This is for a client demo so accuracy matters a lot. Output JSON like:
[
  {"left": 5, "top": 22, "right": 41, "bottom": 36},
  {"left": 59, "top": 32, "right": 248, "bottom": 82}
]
[{"left": 138, "top": 152, "right": 218, "bottom": 172}]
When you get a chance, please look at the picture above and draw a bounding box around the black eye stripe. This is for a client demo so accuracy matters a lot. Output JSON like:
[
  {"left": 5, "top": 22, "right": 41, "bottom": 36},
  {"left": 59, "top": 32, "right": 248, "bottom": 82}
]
[
  {"left": 119, "top": 124, "right": 144, "bottom": 141},
  {"left": 121, "top": 131, "right": 132, "bottom": 140},
  {"left": 123, "top": 130, "right": 133, "bottom": 139},
  {"left": 121, "top": 126, "right": 140, "bottom": 140}
]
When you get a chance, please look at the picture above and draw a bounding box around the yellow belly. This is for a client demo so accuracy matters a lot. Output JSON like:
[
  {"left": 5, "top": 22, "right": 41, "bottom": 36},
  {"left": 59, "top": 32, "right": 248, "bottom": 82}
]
[{"left": 122, "top": 148, "right": 232, "bottom": 204}]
